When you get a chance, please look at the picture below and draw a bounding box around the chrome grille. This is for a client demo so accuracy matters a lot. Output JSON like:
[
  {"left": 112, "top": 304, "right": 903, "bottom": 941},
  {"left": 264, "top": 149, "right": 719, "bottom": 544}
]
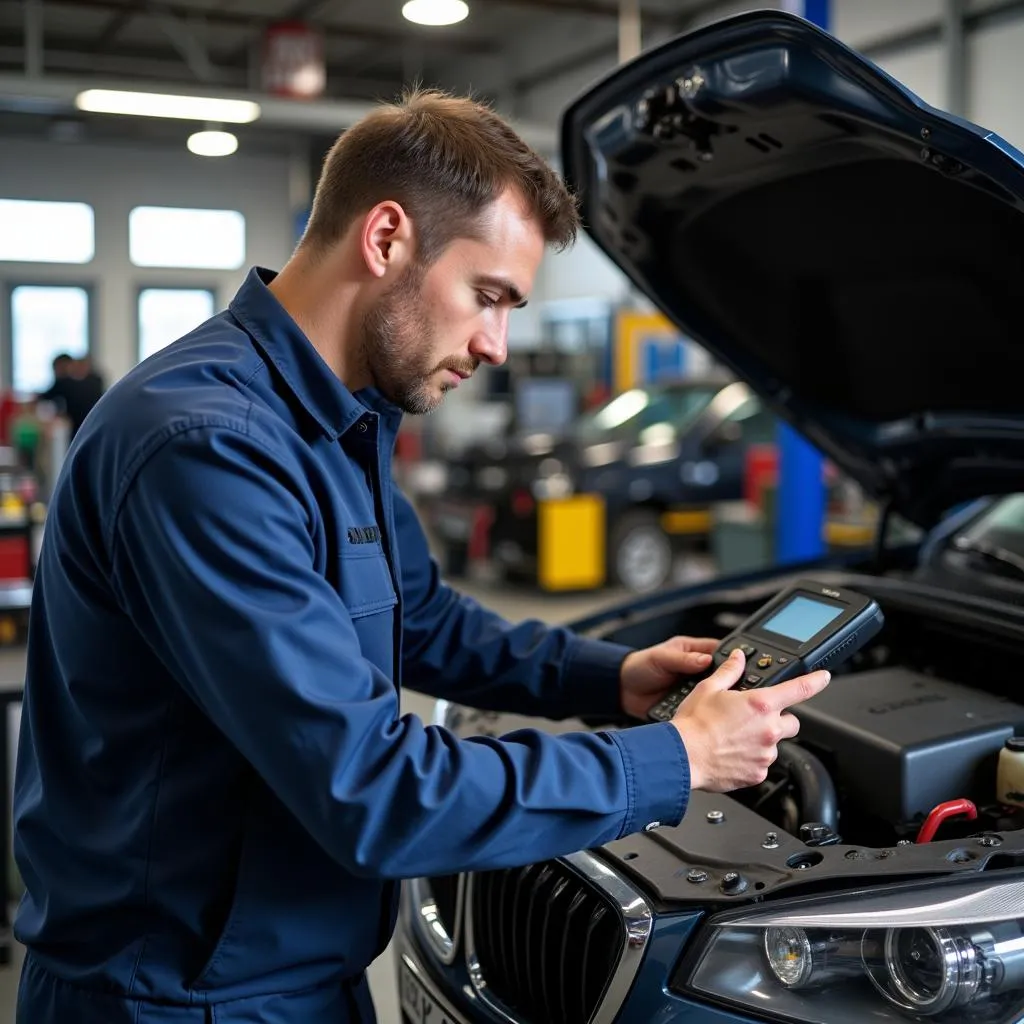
[
  {"left": 426, "top": 874, "right": 460, "bottom": 941},
  {"left": 467, "top": 858, "right": 628, "bottom": 1024},
  {"left": 408, "top": 873, "right": 464, "bottom": 965}
]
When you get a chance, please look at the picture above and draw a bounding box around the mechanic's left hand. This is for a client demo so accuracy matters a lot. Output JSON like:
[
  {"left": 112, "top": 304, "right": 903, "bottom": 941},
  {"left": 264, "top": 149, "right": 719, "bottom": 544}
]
[{"left": 619, "top": 636, "right": 719, "bottom": 719}]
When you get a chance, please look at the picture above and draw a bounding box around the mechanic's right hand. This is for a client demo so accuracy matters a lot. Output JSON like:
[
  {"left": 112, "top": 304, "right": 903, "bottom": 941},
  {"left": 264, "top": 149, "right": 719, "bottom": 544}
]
[{"left": 671, "top": 648, "right": 830, "bottom": 792}]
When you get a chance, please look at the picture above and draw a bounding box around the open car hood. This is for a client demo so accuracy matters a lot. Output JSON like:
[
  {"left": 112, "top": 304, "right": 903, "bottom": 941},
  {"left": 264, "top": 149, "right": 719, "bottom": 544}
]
[{"left": 560, "top": 9, "right": 1024, "bottom": 527}]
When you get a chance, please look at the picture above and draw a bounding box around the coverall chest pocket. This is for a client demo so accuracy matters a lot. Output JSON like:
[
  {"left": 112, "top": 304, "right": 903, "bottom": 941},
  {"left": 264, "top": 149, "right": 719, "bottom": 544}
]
[{"left": 337, "top": 546, "right": 397, "bottom": 675}]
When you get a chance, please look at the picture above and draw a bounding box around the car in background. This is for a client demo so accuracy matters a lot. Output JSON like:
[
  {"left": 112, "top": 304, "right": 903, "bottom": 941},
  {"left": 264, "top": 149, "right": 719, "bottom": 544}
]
[
  {"left": 415, "top": 374, "right": 776, "bottom": 593},
  {"left": 394, "top": 9, "right": 1024, "bottom": 1024}
]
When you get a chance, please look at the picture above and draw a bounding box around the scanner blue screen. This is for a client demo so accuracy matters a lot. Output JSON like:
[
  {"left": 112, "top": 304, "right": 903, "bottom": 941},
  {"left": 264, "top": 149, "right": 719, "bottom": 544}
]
[{"left": 761, "top": 596, "right": 843, "bottom": 643}]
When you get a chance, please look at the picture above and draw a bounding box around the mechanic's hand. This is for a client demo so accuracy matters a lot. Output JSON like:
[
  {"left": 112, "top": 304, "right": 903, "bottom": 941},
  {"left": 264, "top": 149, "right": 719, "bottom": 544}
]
[
  {"left": 619, "top": 636, "right": 719, "bottom": 719},
  {"left": 672, "top": 649, "right": 830, "bottom": 792}
]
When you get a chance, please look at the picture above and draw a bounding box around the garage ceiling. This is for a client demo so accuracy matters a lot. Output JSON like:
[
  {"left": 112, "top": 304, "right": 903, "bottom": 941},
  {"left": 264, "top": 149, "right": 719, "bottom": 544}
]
[{"left": 0, "top": 0, "right": 730, "bottom": 150}]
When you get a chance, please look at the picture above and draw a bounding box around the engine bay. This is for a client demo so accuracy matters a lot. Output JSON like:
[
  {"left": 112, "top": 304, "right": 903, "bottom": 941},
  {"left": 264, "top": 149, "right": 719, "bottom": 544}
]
[
  {"left": 756, "top": 666, "right": 1024, "bottom": 847},
  {"left": 587, "top": 571, "right": 1024, "bottom": 859}
]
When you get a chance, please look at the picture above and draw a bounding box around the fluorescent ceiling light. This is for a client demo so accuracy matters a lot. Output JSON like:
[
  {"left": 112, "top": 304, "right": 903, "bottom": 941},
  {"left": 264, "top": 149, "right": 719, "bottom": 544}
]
[
  {"left": 402, "top": 0, "right": 469, "bottom": 26},
  {"left": 187, "top": 129, "right": 238, "bottom": 157},
  {"left": 75, "top": 89, "right": 260, "bottom": 124}
]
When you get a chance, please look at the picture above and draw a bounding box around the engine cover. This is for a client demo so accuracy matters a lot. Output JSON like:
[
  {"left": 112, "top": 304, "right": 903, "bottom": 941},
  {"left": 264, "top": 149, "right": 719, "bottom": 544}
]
[{"left": 792, "top": 667, "right": 1024, "bottom": 824}]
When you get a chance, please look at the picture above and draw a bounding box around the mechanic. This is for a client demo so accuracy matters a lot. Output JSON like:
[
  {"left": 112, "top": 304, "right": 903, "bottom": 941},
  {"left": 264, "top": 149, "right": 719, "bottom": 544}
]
[{"left": 13, "top": 89, "right": 830, "bottom": 1024}]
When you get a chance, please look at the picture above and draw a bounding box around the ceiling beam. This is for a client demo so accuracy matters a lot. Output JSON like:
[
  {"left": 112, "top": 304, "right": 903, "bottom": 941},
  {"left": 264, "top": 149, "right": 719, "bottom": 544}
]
[
  {"left": 148, "top": 2, "right": 216, "bottom": 81},
  {"left": 0, "top": 40, "right": 403, "bottom": 95},
  {"left": 474, "top": 0, "right": 678, "bottom": 26},
  {"left": 508, "top": 0, "right": 734, "bottom": 95},
  {"left": 223, "top": 0, "right": 333, "bottom": 63},
  {"left": 33, "top": 0, "right": 501, "bottom": 53},
  {"left": 24, "top": 0, "right": 43, "bottom": 77},
  {"left": 856, "top": 0, "right": 1024, "bottom": 60},
  {"left": 91, "top": 9, "right": 135, "bottom": 51},
  {"left": 0, "top": 41, "right": 237, "bottom": 83},
  {"left": 0, "top": 71, "right": 560, "bottom": 152}
]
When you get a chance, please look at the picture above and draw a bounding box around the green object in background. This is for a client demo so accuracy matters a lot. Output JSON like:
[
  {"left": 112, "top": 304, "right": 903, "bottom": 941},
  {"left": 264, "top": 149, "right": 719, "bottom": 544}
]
[{"left": 10, "top": 415, "right": 40, "bottom": 452}]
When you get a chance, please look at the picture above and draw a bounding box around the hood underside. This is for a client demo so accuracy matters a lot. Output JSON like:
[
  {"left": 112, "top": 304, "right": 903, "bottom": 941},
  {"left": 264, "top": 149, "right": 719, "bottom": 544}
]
[{"left": 560, "top": 10, "right": 1024, "bottom": 526}]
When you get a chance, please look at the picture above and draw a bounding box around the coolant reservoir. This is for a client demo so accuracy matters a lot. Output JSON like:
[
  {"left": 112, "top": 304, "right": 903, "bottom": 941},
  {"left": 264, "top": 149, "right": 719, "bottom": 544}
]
[{"left": 996, "top": 737, "right": 1024, "bottom": 808}]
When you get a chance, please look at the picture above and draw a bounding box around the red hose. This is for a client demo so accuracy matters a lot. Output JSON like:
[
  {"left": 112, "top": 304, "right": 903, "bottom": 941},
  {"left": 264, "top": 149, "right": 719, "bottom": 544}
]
[{"left": 915, "top": 798, "right": 978, "bottom": 844}]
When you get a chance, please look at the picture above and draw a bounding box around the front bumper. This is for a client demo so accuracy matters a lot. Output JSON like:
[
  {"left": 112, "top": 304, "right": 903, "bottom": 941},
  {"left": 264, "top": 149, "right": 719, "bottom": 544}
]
[
  {"left": 396, "top": 940, "right": 474, "bottom": 1024},
  {"left": 392, "top": 852, "right": 755, "bottom": 1024}
]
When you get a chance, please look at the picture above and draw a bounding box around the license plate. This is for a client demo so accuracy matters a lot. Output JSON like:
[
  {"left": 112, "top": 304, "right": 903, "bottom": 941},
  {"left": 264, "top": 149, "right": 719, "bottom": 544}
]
[{"left": 399, "top": 961, "right": 463, "bottom": 1024}]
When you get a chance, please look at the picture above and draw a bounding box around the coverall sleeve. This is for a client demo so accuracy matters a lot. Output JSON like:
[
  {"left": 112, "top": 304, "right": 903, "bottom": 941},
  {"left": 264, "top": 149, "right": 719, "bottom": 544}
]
[
  {"left": 394, "top": 488, "right": 631, "bottom": 721},
  {"left": 110, "top": 424, "right": 691, "bottom": 879}
]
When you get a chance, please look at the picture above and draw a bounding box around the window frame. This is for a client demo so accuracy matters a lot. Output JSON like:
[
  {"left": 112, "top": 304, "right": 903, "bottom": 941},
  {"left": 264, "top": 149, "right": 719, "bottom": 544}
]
[
  {"left": 3, "top": 279, "right": 96, "bottom": 394},
  {"left": 135, "top": 283, "right": 218, "bottom": 364}
]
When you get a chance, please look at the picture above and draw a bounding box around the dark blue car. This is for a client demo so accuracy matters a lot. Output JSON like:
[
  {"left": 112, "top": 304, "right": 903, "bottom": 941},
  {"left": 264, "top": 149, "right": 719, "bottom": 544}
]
[{"left": 394, "top": 9, "right": 1024, "bottom": 1024}]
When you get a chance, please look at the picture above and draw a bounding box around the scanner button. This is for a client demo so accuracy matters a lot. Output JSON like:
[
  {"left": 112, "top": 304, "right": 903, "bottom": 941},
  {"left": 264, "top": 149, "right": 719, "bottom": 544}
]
[
  {"left": 737, "top": 674, "right": 762, "bottom": 690},
  {"left": 756, "top": 655, "right": 773, "bottom": 669},
  {"left": 777, "top": 656, "right": 790, "bottom": 665},
  {"left": 739, "top": 644, "right": 756, "bottom": 658}
]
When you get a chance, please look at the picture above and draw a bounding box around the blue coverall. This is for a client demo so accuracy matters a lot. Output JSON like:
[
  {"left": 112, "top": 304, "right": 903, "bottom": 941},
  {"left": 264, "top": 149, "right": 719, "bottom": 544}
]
[{"left": 13, "top": 267, "right": 691, "bottom": 1022}]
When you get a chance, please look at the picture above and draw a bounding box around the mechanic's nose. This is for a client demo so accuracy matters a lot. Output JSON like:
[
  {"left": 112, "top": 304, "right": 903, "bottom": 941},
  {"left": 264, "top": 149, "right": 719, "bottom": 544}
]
[{"left": 468, "top": 319, "right": 508, "bottom": 367}]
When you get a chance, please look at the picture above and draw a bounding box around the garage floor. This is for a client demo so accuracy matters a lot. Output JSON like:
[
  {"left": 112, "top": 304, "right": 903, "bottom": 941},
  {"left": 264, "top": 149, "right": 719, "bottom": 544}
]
[{"left": 0, "top": 575, "right": 648, "bottom": 1023}]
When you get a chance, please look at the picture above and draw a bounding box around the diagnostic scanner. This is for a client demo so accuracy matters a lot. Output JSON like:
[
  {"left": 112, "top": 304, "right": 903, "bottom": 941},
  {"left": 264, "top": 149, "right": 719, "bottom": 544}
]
[{"left": 648, "top": 579, "right": 884, "bottom": 723}]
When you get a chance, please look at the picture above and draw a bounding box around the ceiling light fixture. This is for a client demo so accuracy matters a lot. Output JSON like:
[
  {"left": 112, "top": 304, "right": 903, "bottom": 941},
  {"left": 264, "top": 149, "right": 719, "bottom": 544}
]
[
  {"left": 75, "top": 89, "right": 260, "bottom": 124},
  {"left": 401, "top": 0, "right": 469, "bottom": 26},
  {"left": 187, "top": 129, "right": 238, "bottom": 157}
]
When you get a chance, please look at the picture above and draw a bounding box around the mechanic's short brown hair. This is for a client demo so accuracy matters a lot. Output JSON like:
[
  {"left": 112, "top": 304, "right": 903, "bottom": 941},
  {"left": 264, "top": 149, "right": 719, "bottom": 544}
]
[{"left": 301, "top": 87, "right": 579, "bottom": 264}]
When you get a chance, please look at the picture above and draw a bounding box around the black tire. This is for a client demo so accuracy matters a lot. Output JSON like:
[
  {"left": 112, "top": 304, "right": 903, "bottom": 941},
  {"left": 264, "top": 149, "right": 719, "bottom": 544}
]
[{"left": 609, "top": 510, "right": 674, "bottom": 593}]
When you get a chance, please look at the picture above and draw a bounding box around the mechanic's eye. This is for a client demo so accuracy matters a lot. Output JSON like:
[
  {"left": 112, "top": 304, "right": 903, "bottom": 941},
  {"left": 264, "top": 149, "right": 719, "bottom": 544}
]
[{"left": 478, "top": 292, "right": 499, "bottom": 309}]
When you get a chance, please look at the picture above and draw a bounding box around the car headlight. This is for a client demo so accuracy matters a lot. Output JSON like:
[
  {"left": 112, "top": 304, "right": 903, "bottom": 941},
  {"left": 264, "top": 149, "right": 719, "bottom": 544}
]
[{"left": 679, "top": 875, "right": 1024, "bottom": 1022}]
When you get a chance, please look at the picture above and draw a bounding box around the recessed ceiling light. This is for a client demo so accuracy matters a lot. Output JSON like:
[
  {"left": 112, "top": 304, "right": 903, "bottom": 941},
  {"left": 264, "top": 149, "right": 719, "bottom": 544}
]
[
  {"left": 75, "top": 89, "right": 260, "bottom": 124},
  {"left": 402, "top": 0, "right": 469, "bottom": 26},
  {"left": 187, "top": 129, "right": 238, "bottom": 157}
]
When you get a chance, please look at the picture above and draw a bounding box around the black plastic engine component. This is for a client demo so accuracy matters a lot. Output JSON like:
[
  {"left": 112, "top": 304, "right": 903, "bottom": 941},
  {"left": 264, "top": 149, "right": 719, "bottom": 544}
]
[
  {"left": 792, "top": 668, "right": 1024, "bottom": 824},
  {"left": 776, "top": 741, "right": 839, "bottom": 834}
]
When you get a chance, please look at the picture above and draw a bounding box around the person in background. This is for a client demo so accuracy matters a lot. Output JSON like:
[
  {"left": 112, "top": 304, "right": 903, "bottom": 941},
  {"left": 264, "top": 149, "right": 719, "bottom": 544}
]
[
  {"left": 36, "top": 353, "right": 75, "bottom": 414},
  {"left": 36, "top": 352, "right": 105, "bottom": 439},
  {"left": 71, "top": 354, "right": 106, "bottom": 426}
]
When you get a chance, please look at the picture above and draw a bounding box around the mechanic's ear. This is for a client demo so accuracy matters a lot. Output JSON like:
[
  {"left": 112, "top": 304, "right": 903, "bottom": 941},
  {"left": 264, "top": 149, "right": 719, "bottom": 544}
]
[{"left": 360, "top": 201, "right": 414, "bottom": 279}]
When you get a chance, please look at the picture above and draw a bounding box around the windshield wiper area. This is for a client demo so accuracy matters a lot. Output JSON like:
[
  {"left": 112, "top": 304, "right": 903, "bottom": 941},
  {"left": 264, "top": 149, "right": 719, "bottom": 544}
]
[{"left": 952, "top": 535, "right": 1024, "bottom": 580}]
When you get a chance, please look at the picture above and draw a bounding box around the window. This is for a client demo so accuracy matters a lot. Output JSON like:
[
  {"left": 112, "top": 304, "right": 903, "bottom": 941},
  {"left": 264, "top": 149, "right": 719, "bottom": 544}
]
[
  {"left": 573, "top": 384, "right": 718, "bottom": 443},
  {"left": 719, "top": 394, "right": 777, "bottom": 445},
  {"left": 138, "top": 287, "right": 216, "bottom": 362},
  {"left": 129, "top": 206, "right": 246, "bottom": 269},
  {"left": 0, "top": 199, "right": 94, "bottom": 264},
  {"left": 10, "top": 285, "right": 90, "bottom": 395}
]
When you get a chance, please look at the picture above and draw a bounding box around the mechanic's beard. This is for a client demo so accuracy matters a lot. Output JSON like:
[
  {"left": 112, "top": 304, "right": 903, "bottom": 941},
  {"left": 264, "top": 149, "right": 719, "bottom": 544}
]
[{"left": 361, "top": 267, "right": 476, "bottom": 415}]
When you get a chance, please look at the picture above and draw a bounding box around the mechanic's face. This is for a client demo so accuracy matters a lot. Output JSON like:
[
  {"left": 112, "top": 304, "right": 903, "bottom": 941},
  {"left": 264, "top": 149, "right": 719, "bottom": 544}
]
[{"left": 361, "top": 190, "right": 543, "bottom": 415}]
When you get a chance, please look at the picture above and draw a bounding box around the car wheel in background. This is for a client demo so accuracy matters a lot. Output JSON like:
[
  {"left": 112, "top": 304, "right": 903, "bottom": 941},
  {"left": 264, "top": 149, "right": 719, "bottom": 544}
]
[{"left": 610, "top": 510, "right": 674, "bottom": 593}]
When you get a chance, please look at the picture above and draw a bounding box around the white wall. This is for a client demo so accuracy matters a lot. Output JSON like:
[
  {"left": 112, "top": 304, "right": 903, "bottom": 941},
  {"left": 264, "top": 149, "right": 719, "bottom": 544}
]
[
  {"left": 0, "top": 138, "right": 295, "bottom": 384},
  {"left": 537, "top": 227, "right": 632, "bottom": 309},
  {"left": 831, "top": 0, "right": 941, "bottom": 47},
  {"left": 968, "top": 17, "right": 1024, "bottom": 150}
]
